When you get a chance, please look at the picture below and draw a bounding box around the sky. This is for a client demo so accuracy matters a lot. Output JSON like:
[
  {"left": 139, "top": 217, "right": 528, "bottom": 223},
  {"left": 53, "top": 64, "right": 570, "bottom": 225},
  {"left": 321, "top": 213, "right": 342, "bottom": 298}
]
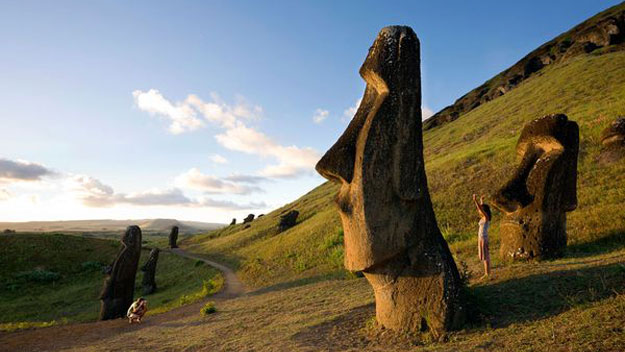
[{"left": 0, "top": 0, "right": 620, "bottom": 223}]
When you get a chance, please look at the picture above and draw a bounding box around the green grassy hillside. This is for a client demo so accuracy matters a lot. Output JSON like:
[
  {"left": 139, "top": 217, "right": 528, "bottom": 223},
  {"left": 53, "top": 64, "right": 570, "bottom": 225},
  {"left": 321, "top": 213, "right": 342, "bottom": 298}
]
[
  {"left": 0, "top": 233, "right": 222, "bottom": 331},
  {"left": 184, "top": 50, "right": 625, "bottom": 289}
]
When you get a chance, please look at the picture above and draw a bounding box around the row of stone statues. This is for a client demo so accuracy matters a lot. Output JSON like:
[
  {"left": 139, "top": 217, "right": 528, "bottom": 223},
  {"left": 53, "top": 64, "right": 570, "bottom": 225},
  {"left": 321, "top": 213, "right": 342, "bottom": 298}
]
[{"left": 315, "top": 25, "right": 589, "bottom": 337}]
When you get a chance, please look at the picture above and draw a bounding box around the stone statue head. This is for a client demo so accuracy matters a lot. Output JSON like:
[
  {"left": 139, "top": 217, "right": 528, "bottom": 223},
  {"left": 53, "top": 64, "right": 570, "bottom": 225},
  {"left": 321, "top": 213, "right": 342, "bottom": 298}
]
[
  {"left": 493, "top": 114, "right": 579, "bottom": 215},
  {"left": 122, "top": 225, "right": 142, "bottom": 249},
  {"left": 316, "top": 26, "right": 432, "bottom": 271}
]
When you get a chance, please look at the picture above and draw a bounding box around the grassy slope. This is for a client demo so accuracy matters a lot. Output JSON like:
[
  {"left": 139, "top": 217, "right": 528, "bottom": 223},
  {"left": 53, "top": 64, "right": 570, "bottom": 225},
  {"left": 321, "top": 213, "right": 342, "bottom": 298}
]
[
  {"left": 185, "top": 50, "right": 625, "bottom": 289},
  {"left": 0, "top": 233, "right": 222, "bottom": 331}
]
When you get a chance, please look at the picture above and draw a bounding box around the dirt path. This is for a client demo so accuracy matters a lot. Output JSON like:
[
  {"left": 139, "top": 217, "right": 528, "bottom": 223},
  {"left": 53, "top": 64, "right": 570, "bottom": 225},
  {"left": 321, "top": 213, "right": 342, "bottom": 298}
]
[
  {"left": 0, "top": 249, "right": 246, "bottom": 352},
  {"left": 169, "top": 248, "right": 247, "bottom": 298}
]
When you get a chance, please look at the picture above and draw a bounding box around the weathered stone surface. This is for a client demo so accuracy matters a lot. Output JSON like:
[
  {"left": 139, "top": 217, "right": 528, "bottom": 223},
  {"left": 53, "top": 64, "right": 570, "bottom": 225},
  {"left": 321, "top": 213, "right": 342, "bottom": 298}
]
[
  {"left": 278, "top": 210, "right": 299, "bottom": 232},
  {"left": 243, "top": 214, "right": 255, "bottom": 224},
  {"left": 315, "top": 26, "right": 465, "bottom": 337},
  {"left": 230, "top": 218, "right": 236, "bottom": 226},
  {"left": 492, "top": 114, "right": 579, "bottom": 261},
  {"left": 99, "top": 225, "right": 142, "bottom": 320},
  {"left": 141, "top": 248, "right": 159, "bottom": 295},
  {"left": 169, "top": 226, "right": 179, "bottom": 248},
  {"left": 599, "top": 117, "right": 625, "bottom": 163}
]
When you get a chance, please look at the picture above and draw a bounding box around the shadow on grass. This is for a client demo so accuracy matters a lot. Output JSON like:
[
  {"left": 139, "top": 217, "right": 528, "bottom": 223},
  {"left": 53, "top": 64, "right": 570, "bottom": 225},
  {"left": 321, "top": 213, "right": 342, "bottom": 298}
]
[
  {"left": 566, "top": 230, "right": 625, "bottom": 259},
  {"left": 472, "top": 261, "right": 625, "bottom": 328},
  {"left": 247, "top": 271, "right": 352, "bottom": 297}
]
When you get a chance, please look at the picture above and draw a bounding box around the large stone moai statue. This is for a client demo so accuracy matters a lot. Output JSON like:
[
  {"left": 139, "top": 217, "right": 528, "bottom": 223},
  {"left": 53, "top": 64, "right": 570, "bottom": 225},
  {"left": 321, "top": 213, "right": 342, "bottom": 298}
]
[
  {"left": 315, "top": 26, "right": 465, "bottom": 337},
  {"left": 99, "top": 225, "right": 142, "bottom": 320},
  {"left": 141, "top": 248, "right": 159, "bottom": 295},
  {"left": 492, "top": 114, "right": 579, "bottom": 261},
  {"left": 169, "top": 226, "right": 179, "bottom": 249},
  {"left": 599, "top": 117, "right": 625, "bottom": 163}
]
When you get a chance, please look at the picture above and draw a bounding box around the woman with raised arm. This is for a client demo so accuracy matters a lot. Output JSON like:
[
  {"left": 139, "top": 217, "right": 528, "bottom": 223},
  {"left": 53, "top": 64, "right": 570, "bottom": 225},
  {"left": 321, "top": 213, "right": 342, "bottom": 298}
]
[{"left": 473, "top": 194, "right": 492, "bottom": 279}]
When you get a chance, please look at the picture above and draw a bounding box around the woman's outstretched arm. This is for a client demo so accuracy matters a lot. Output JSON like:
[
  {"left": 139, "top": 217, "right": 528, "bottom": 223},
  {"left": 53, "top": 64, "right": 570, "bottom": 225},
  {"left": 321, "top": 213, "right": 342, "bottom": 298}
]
[{"left": 473, "top": 194, "right": 488, "bottom": 218}]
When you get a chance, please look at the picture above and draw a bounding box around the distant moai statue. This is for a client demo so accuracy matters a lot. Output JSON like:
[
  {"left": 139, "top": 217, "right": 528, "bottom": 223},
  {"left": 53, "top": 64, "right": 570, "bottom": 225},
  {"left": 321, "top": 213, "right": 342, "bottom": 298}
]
[
  {"left": 230, "top": 218, "right": 236, "bottom": 226},
  {"left": 599, "top": 117, "right": 625, "bottom": 163},
  {"left": 315, "top": 26, "right": 465, "bottom": 337},
  {"left": 99, "top": 225, "right": 142, "bottom": 320},
  {"left": 278, "top": 210, "right": 299, "bottom": 232},
  {"left": 169, "top": 226, "right": 179, "bottom": 248},
  {"left": 492, "top": 114, "right": 579, "bottom": 260},
  {"left": 141, "top": 248, "right": 159, "bottom": 295},
  {"left": 243, "top": 214, "right": 255, "bottom": 224}
]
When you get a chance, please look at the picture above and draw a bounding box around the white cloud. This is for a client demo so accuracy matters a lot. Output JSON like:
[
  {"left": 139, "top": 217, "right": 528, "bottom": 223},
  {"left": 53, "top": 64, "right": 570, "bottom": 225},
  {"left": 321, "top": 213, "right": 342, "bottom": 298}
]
[
  {"left": 342, "top": 98, "right": 362, "bottom": 122},
  {"left": 312, "top": 108, "right": 329, "bottom": 124},
  {"left": 215, "top": 125, "right": 320, "bottom": 178},
  {"left": 70, "top": 173, "right": 264, "bottom": 210},
  {"left": 224, "top": 174, "right": 267, "bottom": 184},
  {"left": 210, "top": 154, "right": 228, "bottom": 164},
  {"left": 422, "top": 106, "right": 434, "bottom": 120},
  {"left": 0, "top": 158, "right": 56, "bottom": 181},
  {"left": 134, "top": 89, "right": 320, "bottom": 178},
  {"left": 175, "top": 168, "right": 262, "bottom": 195},
  {"left": 132, "top": 89, "right": 204, "bottom": 134}
]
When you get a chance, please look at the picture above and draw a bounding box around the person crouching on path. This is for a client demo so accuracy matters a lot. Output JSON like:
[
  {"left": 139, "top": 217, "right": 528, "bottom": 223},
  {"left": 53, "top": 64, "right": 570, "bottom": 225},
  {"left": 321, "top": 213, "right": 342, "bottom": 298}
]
[
  {"left": 473, "top": 194, "right": 492, "bottom": 279},
  {"left": 127, "top": 297, "right": 148, "bottom": 324}
]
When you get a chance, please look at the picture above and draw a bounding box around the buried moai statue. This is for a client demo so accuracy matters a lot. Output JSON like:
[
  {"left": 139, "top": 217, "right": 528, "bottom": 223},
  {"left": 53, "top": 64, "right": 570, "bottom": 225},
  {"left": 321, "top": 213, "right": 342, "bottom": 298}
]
[
  {"left": 99, "top": 225, "right": 142, "bottom": 320},
  {"left": 492, "top": 114, "right": 579, "bottom": 261},
  {"left": 230, "top": 218, "right": 236, "bottom": 226},
  {"left": 278, "top": 210, "right": 299, "bottom": 232},
  {"left": 169, "top": 226, "right": 179, "bottom": 248},
  {"left": 243, "top": 214, "right": 255, "bottom": 224},
  {"left": 315, "top": 26, "right": 465, "bottom": 337},
  {"left": 598, "top": 117, "right": 625, "bottom": 163},
  {"left": 141, "top": 248, "right": 159, "bottom": 295}
]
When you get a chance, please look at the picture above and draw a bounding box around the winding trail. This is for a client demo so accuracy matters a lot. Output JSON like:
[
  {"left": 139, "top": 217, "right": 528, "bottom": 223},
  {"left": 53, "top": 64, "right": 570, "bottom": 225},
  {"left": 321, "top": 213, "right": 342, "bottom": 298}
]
[
  {"left": 0, "top": 248, "right": 246, "bottom": 352},
  {"left": 170, "top": 248, "right": 247, "bottom": 298}
]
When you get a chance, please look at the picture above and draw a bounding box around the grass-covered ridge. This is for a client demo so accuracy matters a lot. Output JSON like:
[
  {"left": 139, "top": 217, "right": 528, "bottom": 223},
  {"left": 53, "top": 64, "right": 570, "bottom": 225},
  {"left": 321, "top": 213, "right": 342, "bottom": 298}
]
[
  {"left": 0, "top": 233, "right": 222, "bottom": 331},
  {"left": 184, "top": 50, "right": 625, "bottom": 289}
]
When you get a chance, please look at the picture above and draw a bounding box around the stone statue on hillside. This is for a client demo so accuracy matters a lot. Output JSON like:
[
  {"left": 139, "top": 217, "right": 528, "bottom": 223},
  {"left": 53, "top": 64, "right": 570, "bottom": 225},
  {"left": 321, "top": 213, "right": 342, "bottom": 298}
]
[
  {"left": 243, "top": 214, "right": 255, "bottom": 224},
  {"left": 230, "top": 218, "right": 236, "bottom": 225},
  {"left": 278, "top": 210, "right": 299, "bottom": 232},
  {"left": 492, "top": 114, "right": 579, "bottom": 260},
  {"left": 315, "top": 26, "right": 465, "bottom": 337},
  {"left": 599, "top": 117, "right": 625, "bottom": 163},
  {"left": 169, "top": 226, "right": 179, "bottom": 248},
  {"left": 141, "top": 248, "right": 159, "bottom": 295},
  {"left": 99, "top": 225, "right": 142, "bottom": 320}
]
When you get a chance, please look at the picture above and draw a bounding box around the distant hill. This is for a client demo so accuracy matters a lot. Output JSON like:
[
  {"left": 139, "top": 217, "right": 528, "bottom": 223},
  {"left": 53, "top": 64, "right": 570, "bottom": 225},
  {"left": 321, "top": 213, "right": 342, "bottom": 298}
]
[
  {"left": 0, "top": 219, "right": 223, "bottom": 234},
  {"left": 423, "top": 1, "right": 625, "bottom": 130}
]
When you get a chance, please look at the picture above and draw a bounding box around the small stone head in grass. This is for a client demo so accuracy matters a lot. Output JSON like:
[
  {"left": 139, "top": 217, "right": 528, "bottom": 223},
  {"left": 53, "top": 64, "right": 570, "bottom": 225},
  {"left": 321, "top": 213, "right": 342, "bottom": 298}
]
[{"left": 316, "top": 25, "right": 465, "bottom": 338}]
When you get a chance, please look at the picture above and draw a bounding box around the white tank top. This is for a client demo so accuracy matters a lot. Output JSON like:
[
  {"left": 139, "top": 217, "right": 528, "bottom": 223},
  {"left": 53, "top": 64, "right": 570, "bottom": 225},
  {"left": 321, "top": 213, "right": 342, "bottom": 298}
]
[{"left": 478, "top": 217, "right": 489, "bottom": 240}]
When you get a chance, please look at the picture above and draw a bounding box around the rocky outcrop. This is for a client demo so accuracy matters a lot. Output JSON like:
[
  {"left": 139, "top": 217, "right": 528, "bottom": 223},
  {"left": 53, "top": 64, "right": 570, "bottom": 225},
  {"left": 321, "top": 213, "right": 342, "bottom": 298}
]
[
  {"left": 424, "top": 3, "right": 625, "bottom": 131},
  {"left": 599, "top": 117, "right": 625, "bottom": 162},
  {"left": 492, "top": 114, "right": 579, "bottom": 261},
  {"left": 141, "top": 248, "right": 159, "bottom": 295},
  {"left": 278, "top": 210, "right": 299, "bottom": 232},
  {"left": 316, "top": 26, "right": 465, "bottom": 338},
  {"left": 169, "top": 226, "right": 179, "bottom": 249},
  {"left": 243, "top": 214, "right": 255, "bottom": 224},
  {"left": 230, "top": 218, "right": 236, "bottom": 226},
  {"left": 99, "top": 225, "right": 142, "bottom": 320}
]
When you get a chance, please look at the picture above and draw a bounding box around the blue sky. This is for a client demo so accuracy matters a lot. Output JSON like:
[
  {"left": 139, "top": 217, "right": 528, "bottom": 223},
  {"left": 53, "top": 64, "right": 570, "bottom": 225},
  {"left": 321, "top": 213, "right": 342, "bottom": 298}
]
[{"left": 0, "top": 0, "right": 620, "bottom": 222}]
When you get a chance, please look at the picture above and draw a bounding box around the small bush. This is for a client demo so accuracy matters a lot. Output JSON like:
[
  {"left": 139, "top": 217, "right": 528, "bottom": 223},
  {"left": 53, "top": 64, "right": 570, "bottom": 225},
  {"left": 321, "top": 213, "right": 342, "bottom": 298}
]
[
  {"left": 14, "top": 269, "right": 60, "bottom": 283},
  {"left": 80, "top": 261, "right": 104, "bottom": 272},
  {"left": 200, "top": 301, "right": 217, "bottom": 316}
]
